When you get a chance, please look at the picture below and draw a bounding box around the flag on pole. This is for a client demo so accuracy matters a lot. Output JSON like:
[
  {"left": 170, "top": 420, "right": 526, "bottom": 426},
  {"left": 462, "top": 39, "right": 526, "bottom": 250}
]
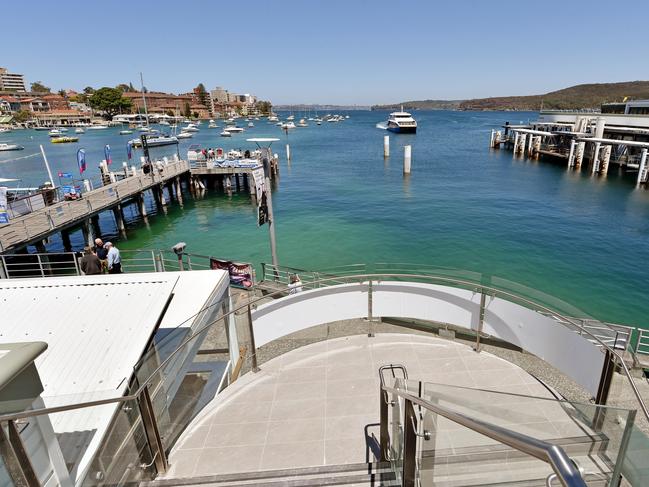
[
  {"left": 104, "top": 144, "right": 112, "bottom": 165},
  {"left": 126, "top": 143, "right": 132, "bottom": 160},
  {"left": 77, "top": 149, "right": 87, "bottom": 174}
]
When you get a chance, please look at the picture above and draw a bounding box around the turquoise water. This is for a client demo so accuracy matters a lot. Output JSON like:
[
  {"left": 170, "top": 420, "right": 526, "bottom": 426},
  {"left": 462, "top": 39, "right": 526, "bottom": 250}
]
[{"left": 2, "top": 111, "right": 649, "bottom": 327}]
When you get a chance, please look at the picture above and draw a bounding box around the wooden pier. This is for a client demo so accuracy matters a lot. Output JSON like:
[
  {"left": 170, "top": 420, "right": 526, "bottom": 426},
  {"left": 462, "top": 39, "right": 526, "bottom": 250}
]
[{"left": 0, "top": 159, "right": 190, "bottom": 253}]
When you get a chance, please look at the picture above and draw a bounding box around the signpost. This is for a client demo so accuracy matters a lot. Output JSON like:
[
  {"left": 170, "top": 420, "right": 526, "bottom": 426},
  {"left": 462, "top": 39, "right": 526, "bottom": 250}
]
[{"left": 247, "top": 138, "right": 280, "bottom": 269}]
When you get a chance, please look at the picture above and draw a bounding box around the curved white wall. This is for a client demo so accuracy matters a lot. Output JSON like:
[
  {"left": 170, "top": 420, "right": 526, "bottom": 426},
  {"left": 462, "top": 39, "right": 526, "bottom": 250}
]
[{"left": 252, "top": 281, "right": 604, "bottom": 396}]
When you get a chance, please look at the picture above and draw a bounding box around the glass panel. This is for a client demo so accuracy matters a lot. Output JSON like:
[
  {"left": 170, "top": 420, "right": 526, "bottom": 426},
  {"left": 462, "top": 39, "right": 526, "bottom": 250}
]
[
  {"left": 388, "top": 380, "right": 636, "bottom": 486},
  {"left": 620, "top": 422, "right": 649, "bottom": 486}
]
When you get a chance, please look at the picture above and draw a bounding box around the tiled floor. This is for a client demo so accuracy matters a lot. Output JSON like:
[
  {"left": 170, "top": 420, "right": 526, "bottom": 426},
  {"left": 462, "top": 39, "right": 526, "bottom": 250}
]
[{"left": 161, "top": 334, "right": 603, "bottom": 480}]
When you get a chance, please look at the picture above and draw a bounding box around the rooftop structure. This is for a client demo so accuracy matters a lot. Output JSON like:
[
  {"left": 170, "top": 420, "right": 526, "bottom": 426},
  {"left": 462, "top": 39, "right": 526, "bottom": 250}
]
[
  {"left": 0, "top": 270, "right": 232, "bottom": 485},
  {"left": 0, "top": 67, "right": 26, "bottom": 93}
]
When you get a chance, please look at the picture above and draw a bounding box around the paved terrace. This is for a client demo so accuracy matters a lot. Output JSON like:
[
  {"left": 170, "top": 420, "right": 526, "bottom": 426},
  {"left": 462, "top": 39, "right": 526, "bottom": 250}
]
[
  {"left": 160, "top": 334, "right": 612, "bottom": 484},
  {"left": 0, "top": 159, "right": 189, "bottom": 252}
]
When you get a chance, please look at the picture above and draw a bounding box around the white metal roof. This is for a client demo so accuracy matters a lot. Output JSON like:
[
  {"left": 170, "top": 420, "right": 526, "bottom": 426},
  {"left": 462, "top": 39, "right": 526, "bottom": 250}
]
[{"left": 0, "top": 270, "right": 229, "bottom": 483}]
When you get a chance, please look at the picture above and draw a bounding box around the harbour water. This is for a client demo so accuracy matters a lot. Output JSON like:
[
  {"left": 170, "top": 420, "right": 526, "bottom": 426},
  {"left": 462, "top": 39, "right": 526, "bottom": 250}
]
[{"left": 1, "top": 111, "right": 649, "bottom": 327}]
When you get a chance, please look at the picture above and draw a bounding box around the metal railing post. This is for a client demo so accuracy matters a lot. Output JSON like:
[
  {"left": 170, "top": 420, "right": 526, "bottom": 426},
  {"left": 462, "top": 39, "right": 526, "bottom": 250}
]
[
  {"left": 380, "top": 388, "right": 389, "bottom": 462},
  {"left": 247, "top": 304, "right": 259, "bottom": 372},
  {"left": 158, "top": 250, "right": 166, "bottom": 272},
  {"left": 367, "top": 279, "right": 374, "bottom": 337},
  {"left": 37, "top": 254, "right": 45, "bottom": 278},
  {"left": 0, "top": 420, "right": 40, "bottom": 486},
  {"left": 137, "top": 386, "right": 168, "bottom": 474},
  {"left": 402, "top": 399, "right": 417, "bottom": 487},
  {"left": 474, "top": 288, "right": 486, "bottom": 352},
  {"left": 73, "top": 252, "right": 82, "bottom": 276},
  {"left": 0, "top": 256, "right": 8, "bottom": 279},
  {"left": 186, "top": 254, "right": 192, "bottom": 271}
]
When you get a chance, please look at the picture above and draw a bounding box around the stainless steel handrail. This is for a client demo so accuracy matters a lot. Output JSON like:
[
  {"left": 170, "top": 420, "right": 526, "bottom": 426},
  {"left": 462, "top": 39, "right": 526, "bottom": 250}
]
[
  {"left": 0, "top": 272, "right": 646, "bottom": 425},
  {"left": 382, "top": 384, "right": 587, "bottom": 487}
]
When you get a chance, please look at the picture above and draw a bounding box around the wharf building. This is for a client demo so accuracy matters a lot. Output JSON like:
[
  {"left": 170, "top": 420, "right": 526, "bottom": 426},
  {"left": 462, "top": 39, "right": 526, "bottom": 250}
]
[
  {"left": 0, "top": 92, "right": 92, "bottom": 126},
  {"left": 491, "top": 99, "right": 649, "bottom": 185},
  {"left": 121, "top": 91, "right": 212, "bottom": 119}
]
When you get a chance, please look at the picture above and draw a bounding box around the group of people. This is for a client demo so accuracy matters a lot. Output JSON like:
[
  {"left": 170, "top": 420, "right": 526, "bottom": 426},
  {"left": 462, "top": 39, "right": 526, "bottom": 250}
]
[
  {"left": 202, "top": 148, "right": 220, "bottom": 160},
  {"left": 79, "top": 238, "right": 122, "bottom": 275}
]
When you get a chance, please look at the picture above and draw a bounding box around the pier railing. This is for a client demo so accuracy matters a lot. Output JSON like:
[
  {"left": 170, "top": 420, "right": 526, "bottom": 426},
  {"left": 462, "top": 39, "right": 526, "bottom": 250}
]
[{"left": 0, "top": 159, "right": 190, "bottom": 252}]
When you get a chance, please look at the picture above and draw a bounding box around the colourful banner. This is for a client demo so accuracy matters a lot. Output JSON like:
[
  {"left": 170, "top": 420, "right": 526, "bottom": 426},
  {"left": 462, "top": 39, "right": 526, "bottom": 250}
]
[
  {"left": 104, "top": 144, "right": 112, "bottom": 165},
  {"left": 209, "top": 258, "right": 254, "bottom": 288},
  {"left": 77, "top": 149, "right": 86, "bottom": 174}
]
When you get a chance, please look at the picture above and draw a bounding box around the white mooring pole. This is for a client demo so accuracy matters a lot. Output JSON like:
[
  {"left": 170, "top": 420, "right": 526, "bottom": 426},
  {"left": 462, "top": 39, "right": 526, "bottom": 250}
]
[
  {"left": 286, "top": 144, "right": 291, "bottom": 161},
  {"left": 39, "top": 144, "right": 55, "bottom": 186},
  {"left": 403, "top": 145, "right": 412, "bottom": 174},
  {"left": 384, "top": 135, "right": 390, "bottom": 157}
]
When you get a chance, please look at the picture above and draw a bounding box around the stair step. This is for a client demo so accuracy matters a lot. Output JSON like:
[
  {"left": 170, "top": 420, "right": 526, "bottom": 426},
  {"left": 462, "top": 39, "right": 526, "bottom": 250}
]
[{"left": 143, "top": 462, "right": 396, "bottom": 487}]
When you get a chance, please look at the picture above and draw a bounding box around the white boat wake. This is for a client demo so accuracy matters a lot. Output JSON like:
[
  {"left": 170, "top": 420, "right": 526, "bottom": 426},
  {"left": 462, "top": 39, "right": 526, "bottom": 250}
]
[{"left": 376, "top": 122, "right": 388, "bottom": 130}]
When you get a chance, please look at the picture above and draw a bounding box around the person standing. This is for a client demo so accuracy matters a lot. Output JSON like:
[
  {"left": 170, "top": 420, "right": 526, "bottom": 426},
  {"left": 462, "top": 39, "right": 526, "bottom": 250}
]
[
  {"left": 80, "top": 246, "right": 102, "bottom": 275},
  {"left": 105, "top": 242, "right": 122, "bottom": 274},
  {"left": 288, "top": 274, "right": 303, "bottom": 294},
  {"left": 95, "top": 238, "right": 109, "bottom": 273}
]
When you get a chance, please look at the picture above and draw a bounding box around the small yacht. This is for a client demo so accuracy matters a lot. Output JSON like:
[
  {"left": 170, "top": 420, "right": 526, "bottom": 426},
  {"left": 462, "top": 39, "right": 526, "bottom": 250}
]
[
  {"left": 268, "top": 114, "right": 279, "bottom": 122},
  {"left": 220, "top": 130, "right": 232, "bottom": 137},
  {"left": 119, "top": 129, "right": 133, "bottom": 135},
  {"left": 281, "top": 122, "right": 296, "bottom": 130},
  {"left": 386, "top": 108, "right": 417, "bottom": 133},
  {"left": 248, "top": 121, "right": 254, "bottom": 128},
  {"left": 159, "top": 121, "right": 170, "bottom": 126},
  {"left": 208, "top": 120, "right": 218, "bottom": 128},
  {"left": 87, "top": 125, "right": 109, "bottom": 130},
  {"left": 225, "top": 126, "right": 245, "bottom": 133},
  {"left": 286, "top": 114, "right": 295, "bottom": 121},
  {"left": 58, "top": 127, "right": 69, "bottom": 132},
  {"left": 48, "top": 129, "right": 63, "bottom": 137},
  {"left": 177, "top": 131, "right": 193, "bottom": 139},
  {"left": 0, "top": 143, "right": 24, "bottom": 151},
  {"left": 297, "top": 119, "right": 308, "bottom": 127},
  {"left": 75, "top": 128, "right": 85, "bottom": 134},
  {"left": 128, "top": 135, "right": 178, "bottom": 147},
  {"left": 182, "top": 123, "right": 200, "bottom": 132}
]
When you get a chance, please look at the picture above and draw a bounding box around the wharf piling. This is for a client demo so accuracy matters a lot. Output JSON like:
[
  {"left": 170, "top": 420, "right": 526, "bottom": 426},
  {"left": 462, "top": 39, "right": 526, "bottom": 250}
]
[
  {"left": 286, "top": 144, "right": 291, "bottom": 161},
  {"left": 403, "top": 145, "right": 412, "bottom": 174},
  {"left": 384, "top": 135, "right": 390, "bottom": 158}
]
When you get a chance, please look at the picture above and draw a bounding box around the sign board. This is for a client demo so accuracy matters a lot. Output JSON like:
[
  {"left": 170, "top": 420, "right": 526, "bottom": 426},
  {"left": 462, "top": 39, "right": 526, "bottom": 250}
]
[
  {"left": 251, "top": 168, "right": 265, "bottom": 201},
  {"left": 252, "top": 167, "right": 269, "bottom": 226},
  {"left": 0, "top": 187, "right": 8, "bottom": 224},
  {"left": 257, "top": 191, "right": 269, "bottom": 226},
  {"left": 209, "top": 258, "right": 254, "bottom": 288}
]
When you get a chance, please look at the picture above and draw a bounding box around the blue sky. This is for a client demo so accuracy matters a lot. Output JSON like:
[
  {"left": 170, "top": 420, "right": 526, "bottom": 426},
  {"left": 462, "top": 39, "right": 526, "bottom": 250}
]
[{"left": 3, "top": 0, "right": 649, "bottom": 105}]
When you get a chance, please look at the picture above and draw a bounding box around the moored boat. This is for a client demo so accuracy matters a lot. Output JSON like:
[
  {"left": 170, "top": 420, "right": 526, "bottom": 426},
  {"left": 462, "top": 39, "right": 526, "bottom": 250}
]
[
  {"left": 129, "top": 135, "right": 178, "bottom": 147},
  {"left": 0, "top": 143, "right": 24, "bottom": 151},
  {"left": 51, "top": 136, "right": 79, "bottom": 144},
  {"left": 220, "top": 130, "right": 232, "bottom": 137}
]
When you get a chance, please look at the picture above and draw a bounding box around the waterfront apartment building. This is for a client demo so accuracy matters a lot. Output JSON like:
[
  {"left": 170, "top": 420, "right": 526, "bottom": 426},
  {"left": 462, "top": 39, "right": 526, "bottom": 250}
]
[
  {"left": 0, "top": 67, "right": 26, "bottom": 92},
  {"left": 209, "top": 86, "right": 259, "bottom": 116},
  {"left": 122, "top": 91, "right": 211, "bottom": 118}
]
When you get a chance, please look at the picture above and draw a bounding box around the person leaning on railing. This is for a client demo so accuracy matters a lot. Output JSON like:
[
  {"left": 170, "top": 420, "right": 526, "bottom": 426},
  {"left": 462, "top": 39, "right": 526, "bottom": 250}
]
[
  {"left": 105, "top": 242, "right": 122, "bottom": 274},
  {"left": 94, "top": 238, "right": 109, "bottom": 273}
]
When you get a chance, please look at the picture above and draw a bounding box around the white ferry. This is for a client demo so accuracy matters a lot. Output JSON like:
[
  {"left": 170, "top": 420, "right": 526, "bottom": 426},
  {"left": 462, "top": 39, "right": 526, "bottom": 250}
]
[{"left": 387, "top": 108, "right": 417, "bottom": 133}]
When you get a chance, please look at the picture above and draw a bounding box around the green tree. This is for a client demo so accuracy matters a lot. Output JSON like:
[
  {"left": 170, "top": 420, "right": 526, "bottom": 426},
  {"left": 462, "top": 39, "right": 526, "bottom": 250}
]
[
  {"left": 89, "top": 87, "right": 133, "bottom": 118},
  {"left": 30, "top": 81, "right": 51, "bottom": 93},
  {"left": 83, "top": 86, "right": 95, "bottom": 95},
  {"left": 182, "top": 102, "right": 191, "bottom": 118},
  {"left": 70, "top": 94, "right": 88, "bottom": 104},
  {"left": 255, "top": 100, "right": 272, "bottom": 114},
  {"left": 115, "top": 83, "right": 132, "bottom": 93},
  {"left": 195, "top": 83, "right": 209, "bottom": 107},
  {"left": 129, "top": 82, "right": 135, "bottom": 92},
  {"left": 58, "top": 89, "right": 67, "bottom": 98},
  {"left": 165, "top": 109, "right": 174, "bottom": 117},
  {"left": 192, "top": 111, "right": 199, "bottom": 119},
  {"left": 13, "top": 110, "right": 32, "bottom": 123}
]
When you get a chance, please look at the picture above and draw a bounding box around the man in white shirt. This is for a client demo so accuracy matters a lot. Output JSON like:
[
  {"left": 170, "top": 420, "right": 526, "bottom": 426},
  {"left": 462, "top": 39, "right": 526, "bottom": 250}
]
[{"left": 105, "top": 242, "right": 122, "bottom": 274}]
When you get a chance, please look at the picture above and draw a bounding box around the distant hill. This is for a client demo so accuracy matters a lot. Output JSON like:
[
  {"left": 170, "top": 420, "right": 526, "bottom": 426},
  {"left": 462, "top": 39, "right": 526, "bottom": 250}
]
[
  {"left": 371, "top": 81, "right": 649, "bottom": 111},
  {"left": 372, "top": 100, "right": 464, "bottom": 110}
]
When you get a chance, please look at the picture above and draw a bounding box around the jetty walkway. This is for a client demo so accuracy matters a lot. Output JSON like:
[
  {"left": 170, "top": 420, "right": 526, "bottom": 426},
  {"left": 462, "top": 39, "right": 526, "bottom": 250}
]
[{"left": 0, "top": 159, "right": 190, "bottom": 253}]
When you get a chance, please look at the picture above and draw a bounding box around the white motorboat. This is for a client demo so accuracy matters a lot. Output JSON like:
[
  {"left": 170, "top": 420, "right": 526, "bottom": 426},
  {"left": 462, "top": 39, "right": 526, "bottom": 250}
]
[
  {"left": 87, "top": 125, "right": 109, "bottom": 130},
  {"left": 48, "top": 129, "right": 63, "bottom": 137},
  {"left": 182, "top": 124, "right": 200, "bottom": 132},
  {"left": 34, "top": 126, "right": 50, "bottom": 131},
  {"left": 138, "top": 126, "right": 151, "bottom": 132},
  {"left": 268, "top": 115, "right": 279, "bottom": 122},
  {"left": 177, "top": 131, "right": 193, "bottom": 139},
  {"left": 119, "top": 130, "right": 133, "bottom": 135},
  {"left": 248, "top": 122, "right": 254, "bottom": 128},
  {"left": 208, "top": 122, "right": 218, "bottom": 128},
  {"left": 0, "top": 143, "right": 24, "bottom": 151},
  {"left": 220, "top": 131, "right": 232, "bottom": 137},
  {"left": 297, "top": 119, "right": 308, "bottom": 127},
  {"left": 281, "top": 122, "right": 296, "bottom": 130},
  {"left": 286, "top": 115, "right": 295, "bottom": 121},
  {"left": 159, "top": 121, "right": 170, "bottom": 126},
  {"left": 59, "top": 127, "right": 69, "bottom": 132},
  {"left": 75, "top": 128, "right": 85, "bottom": 134},
  {"left": 129, "top": 135, "right": 179, "bottom": 147},
  {"left": 225, "top": 126, "right": 245, "bottom": 133}
]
